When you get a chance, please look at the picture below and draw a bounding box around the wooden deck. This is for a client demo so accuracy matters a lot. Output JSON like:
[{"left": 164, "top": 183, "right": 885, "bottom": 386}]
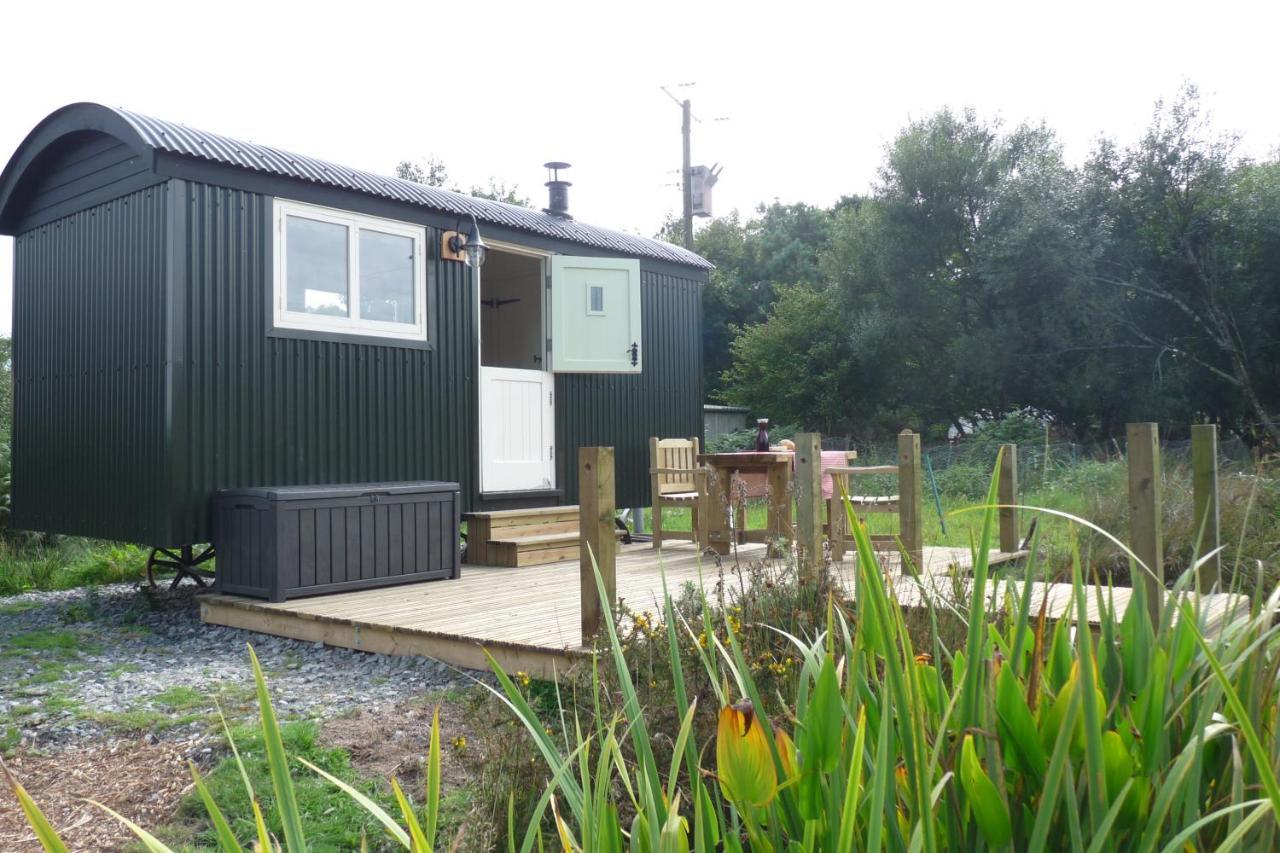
[
  {"left": 200, "top": 542, "right": 1252, "bottom": 680},
  {"left": 201, "top": 542, "right": 1014, "bottom": 679}
]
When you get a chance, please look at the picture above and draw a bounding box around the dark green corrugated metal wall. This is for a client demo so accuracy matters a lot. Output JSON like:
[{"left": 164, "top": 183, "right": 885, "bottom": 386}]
[
  {"left": 557, "top": 269, "right": 703, "bottom": 507},
  {"left": 170, "top": 182, "right": 702, "bottom": 541},
  {"left": 170, "top": 182, "right": 477, "bottom": 544},
  {"left": 11, "top": 184, "right": 170, "bottom": 542},
  {"left": 11, "top": 177, "right": 702, "bottom": 546}
]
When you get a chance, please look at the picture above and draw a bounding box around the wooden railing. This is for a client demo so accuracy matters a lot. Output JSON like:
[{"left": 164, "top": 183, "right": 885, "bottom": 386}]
[{"left": 582, "top": 422, "right": 1228, "bottom": 635}]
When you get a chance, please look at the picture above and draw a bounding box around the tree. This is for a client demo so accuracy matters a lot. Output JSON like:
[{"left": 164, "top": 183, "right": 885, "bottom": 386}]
[
  {"left": 717, "top": 93, "right": 1279, "bottom": 446},
  {"left": 1088, "top": 85, "right": 1280, "bottom": 445},
  {"left": 678, "top": 203, "right": 835, "bottom": 396},
  {"left": 395, "top": 157, "right": 531, "bottom": 207},
  {"left": 466, "top": 178, "right": 531, "bottom": 207},
  {"left": 721, "top": 285, "right": 898, "bottom": 436},
  {"left": 395, "top": 156, "right": 449, "bottom": 187}
]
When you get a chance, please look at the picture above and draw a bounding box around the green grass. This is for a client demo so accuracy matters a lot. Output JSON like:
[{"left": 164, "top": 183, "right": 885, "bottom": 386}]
[
  {"left": 0, "top": 599, "right": 40, "bottom": 615},
  {"left": 89, "top": 708, "right": 211, "bottom": 734},
  {"left": 153, "top": 686, "right": 208, "bottom": 712},
  {"left": 159, "top": 720, "right": 398, "bottom": 850},
  {"left": 646, "top": 455, "right": 1278, "bottom": 587},
  {"left": 20, "top": 660, "right": 82, "bottom": 685},
  {"left": 0, "top": 725, "right": 19, "bottom": 756},
  {"left": 0, "top": 695, "right": 82, "bottom": 732},
  {"left": 0, "top": 537, "right": 151, "bottom": 596},
  {"left": 4, "top": 628, "right": 99, "bottom": 658}
]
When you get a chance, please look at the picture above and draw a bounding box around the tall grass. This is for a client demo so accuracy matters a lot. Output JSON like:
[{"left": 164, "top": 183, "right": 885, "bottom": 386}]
[
  {"left": 6, "top": 457, "right": 1279, "bottom": 849},
  {"left": 0, "top": 537, "right": 151, "bottom": 596}
]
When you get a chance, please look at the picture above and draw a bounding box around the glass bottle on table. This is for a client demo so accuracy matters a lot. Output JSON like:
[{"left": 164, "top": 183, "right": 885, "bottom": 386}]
[{"left": 755, "top": 419, "right": 770, "bottom": 452}]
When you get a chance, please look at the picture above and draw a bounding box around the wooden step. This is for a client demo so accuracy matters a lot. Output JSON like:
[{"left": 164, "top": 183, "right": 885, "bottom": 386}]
[
  {"left": 482, "top": 528, "right": 628, "bottom": 568},
  {"left": 464, "top": 505, "right": 578, "bottom": 522},
  {"left": 464, "top": 505, "right": 578, "bottom": 565}
]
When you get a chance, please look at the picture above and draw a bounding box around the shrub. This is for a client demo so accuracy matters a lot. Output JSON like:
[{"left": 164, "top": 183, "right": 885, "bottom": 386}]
[{"left": 706, "top": 422, "right": 800, "bottom": 453}]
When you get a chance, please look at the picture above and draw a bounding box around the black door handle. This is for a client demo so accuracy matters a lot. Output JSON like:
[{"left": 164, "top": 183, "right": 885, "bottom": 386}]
[{"left": 629, "top": 342, "right": 639, "bottom": 366}]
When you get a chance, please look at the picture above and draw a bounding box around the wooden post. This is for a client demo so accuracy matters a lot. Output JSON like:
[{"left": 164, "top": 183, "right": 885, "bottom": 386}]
[
  {"left": 1127, "top": 423, "right": 1164, "bottom": 626},
  {"left": 898, "top": 430, "right": 924, "bottom": 574},
  {"left": 998, "top": 443, "right": 1019, "bottom": 553},
  {"left": 580, "top": 446, "right": 616, "bottom": 643},
  {"left": 1191, "top": 423, "right": 1221, "bottom": 590},
  {"left": 828, "top": 472, "right": 848, "bottom": 562},
  {"left": 794, "top": 432, "right": 824, "bottom": 580}
]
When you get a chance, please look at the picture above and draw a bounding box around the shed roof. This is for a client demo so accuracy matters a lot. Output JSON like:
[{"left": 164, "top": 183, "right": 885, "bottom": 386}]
[{"left": 0, "top": 103, "right": 712, "bottom": 270}]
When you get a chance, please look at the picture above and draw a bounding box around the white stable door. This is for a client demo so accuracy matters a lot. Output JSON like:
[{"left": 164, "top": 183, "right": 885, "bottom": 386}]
[{"left": 480, "top": 366, "right": 555, "bottom": 493}]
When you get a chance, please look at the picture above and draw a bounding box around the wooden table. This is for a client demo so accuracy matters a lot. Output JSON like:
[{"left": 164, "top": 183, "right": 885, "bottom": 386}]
[{"left": 697, "top": 452, "right": 794, "bottom": 555}]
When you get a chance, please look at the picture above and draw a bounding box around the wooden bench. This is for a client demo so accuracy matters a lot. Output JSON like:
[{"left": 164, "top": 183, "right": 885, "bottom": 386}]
[{"left": 464, "top": 505, "right": 624, "bottom": 568}]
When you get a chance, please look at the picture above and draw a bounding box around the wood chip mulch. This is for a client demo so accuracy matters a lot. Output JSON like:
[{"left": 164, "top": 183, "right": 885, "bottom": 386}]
[{"left": 0, "top": 740, "right": 198, "bottom": 852}]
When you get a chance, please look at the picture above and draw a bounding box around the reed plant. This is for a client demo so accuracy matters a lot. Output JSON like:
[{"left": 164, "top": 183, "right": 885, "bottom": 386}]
[{"left": 5, "top": 453, "right": 1279, "bottom": 850}]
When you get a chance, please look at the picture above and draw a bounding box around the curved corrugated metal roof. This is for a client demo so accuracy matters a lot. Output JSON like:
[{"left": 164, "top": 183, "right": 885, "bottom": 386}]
[{"left": 106, "top": 107, "right": 710, "bottom": 270}]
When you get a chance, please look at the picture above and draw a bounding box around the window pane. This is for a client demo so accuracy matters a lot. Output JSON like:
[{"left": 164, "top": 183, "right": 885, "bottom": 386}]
[
  {"left": 359, "top": 229, "right": 416, "bottom": 324},
  {"left": 286, "top": 216, "right": 349, "bottom": 316},
  {"left": 589, "top": 285, "right": 605, "bottom": 313}
]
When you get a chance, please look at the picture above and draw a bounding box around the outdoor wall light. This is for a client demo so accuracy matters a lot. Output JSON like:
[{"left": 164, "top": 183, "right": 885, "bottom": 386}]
[{"left": 443, "top": 213, "right": 487, "bottom": 268}]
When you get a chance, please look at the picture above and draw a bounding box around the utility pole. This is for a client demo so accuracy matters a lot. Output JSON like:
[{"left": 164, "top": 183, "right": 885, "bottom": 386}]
[{"left": 681, "top": 99, "right": 693, "bottom": 250}]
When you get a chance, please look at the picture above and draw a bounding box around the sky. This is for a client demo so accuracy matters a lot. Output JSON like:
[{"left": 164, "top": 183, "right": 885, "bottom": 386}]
[{"left": 2, "top": 0, "right": 1278, "bottom": 335}]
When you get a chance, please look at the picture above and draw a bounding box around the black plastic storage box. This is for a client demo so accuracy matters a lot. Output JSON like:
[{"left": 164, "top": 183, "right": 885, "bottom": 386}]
[{"left": 214, "top": 482, "right": 461, "bottom": 602}]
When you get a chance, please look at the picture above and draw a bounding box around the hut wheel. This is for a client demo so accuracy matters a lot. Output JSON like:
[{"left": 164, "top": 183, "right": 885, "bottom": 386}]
[{"left": 146, "top": 544, "right": 216, "bottom": 590}]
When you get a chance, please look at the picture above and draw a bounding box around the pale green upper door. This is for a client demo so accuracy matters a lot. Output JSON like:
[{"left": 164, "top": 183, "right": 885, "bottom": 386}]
[{"left": 549, "top": 256, "right": 643, "bottom": 373}]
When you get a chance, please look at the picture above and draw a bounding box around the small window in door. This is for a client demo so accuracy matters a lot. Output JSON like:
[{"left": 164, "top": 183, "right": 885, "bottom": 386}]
[{"left": 587, "top": 284, "right": 605, "bottom": 315}]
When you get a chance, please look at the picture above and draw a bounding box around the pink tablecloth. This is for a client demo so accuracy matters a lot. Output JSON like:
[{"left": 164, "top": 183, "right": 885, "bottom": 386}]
[{"left": 735, "top": 450, "right": 852, "bottom": 500}]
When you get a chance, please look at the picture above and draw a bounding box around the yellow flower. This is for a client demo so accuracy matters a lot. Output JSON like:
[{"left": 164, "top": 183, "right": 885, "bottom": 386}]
[
  {"left": 452, "top": 735, "right": 467, "bottom": 751},
  {"left": 716, "top": 699, "right": 777, "bottom": 810},
  {"left": 515, "top": 671, "right": 531, "bottom": 688}
]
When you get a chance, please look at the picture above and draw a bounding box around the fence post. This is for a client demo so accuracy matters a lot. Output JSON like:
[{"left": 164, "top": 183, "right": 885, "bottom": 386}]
[
  {"left": 795, "top": 432, "right": 824, "bottom": 581},
  {"left": 1126, "top": 423, "right": 1164, "bottom": 626},
  {"left": 898, "top": 430, "right": 924, "bottom": 574},
  {"left": 1191, "top": 423, "right": 1221, "bottom": 590},
  {"left": 580, "top": 446, "right": 616, "bottom": 644},
  {"left": 998, "top": 443, "right": 1019, "bottom": 553}
]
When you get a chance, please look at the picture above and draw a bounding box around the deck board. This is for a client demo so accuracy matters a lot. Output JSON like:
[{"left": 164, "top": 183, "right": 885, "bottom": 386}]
[{"left": 200, "top": 542, "right": 1250, "bottom": 680}]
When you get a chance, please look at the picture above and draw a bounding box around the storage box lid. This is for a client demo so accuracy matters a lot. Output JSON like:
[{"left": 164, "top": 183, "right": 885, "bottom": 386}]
[{"left": 217, "top": 481, "right": 460, "bottom": 500}]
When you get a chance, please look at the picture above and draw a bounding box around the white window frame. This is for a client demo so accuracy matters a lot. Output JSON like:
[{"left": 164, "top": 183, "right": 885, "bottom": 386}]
[{"left": 272, "top": 198, "right": 428, "bottom": 342}]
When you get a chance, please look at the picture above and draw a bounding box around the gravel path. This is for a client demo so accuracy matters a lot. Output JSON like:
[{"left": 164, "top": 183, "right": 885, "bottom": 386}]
[{"left": 0, "top": 582, "right": 486, "bottom": 754}]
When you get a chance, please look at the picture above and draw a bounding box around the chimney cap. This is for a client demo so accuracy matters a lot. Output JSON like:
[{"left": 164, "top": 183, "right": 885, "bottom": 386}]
[{"left": 543, "top": 162, "right": 572, "bottom": 219}]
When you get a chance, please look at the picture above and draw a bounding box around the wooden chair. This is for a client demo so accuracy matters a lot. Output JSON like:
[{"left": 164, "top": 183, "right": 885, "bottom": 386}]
[
  {"left": 826, "top": 464, "right": 903, "bottom": 559},
  {"left": 649, "top": 437, "right": 709, "bottom": 551}
]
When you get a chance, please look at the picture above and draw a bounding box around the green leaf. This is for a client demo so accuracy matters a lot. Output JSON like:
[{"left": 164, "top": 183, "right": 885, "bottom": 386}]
[
  {"left": 188, "top": 761, "right": 245, "bottom": 852},
  {"left": 958, "top": 450, "right": 1004, "bottom": 731},
  {"left": 799, "top": 654, "right": 842, "bottom": 774},
  {"left": 996, "top": 662, "right": 1047, "bottom": 781},
  {"left": 88, "top": 800, "right": 177, "bottom": 853},
  {"left": 297, "top": 756, "right": 410, "bottom": 849},
  {"left": 2, "top": 758, "right": 70, "bottom": 853},
  {"left": 1029, "top": 686, "right": 1082, "bottom": 851},
  {"left": 1100, "top": 731, "right": 1133, "bottom": 804},
  {"left": 247, "top": 644, "right": 307, "bottom": 852},
  {"left": 835, "top": 706, "right": 868, "bottom": 852},
  {"left": 425, "top": 704, "right": 442, "bottom": 848},
  {"left": 391, "top": 777, "right": 430, "bottom": 852},
  {"left": 959, "top": 734, "right": 1012, "bottom": 848}
]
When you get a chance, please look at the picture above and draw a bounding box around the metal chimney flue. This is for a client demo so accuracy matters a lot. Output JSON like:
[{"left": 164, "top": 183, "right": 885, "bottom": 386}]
[{"left": 543, "top": 161, "right": 572, "bottom": 219}]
